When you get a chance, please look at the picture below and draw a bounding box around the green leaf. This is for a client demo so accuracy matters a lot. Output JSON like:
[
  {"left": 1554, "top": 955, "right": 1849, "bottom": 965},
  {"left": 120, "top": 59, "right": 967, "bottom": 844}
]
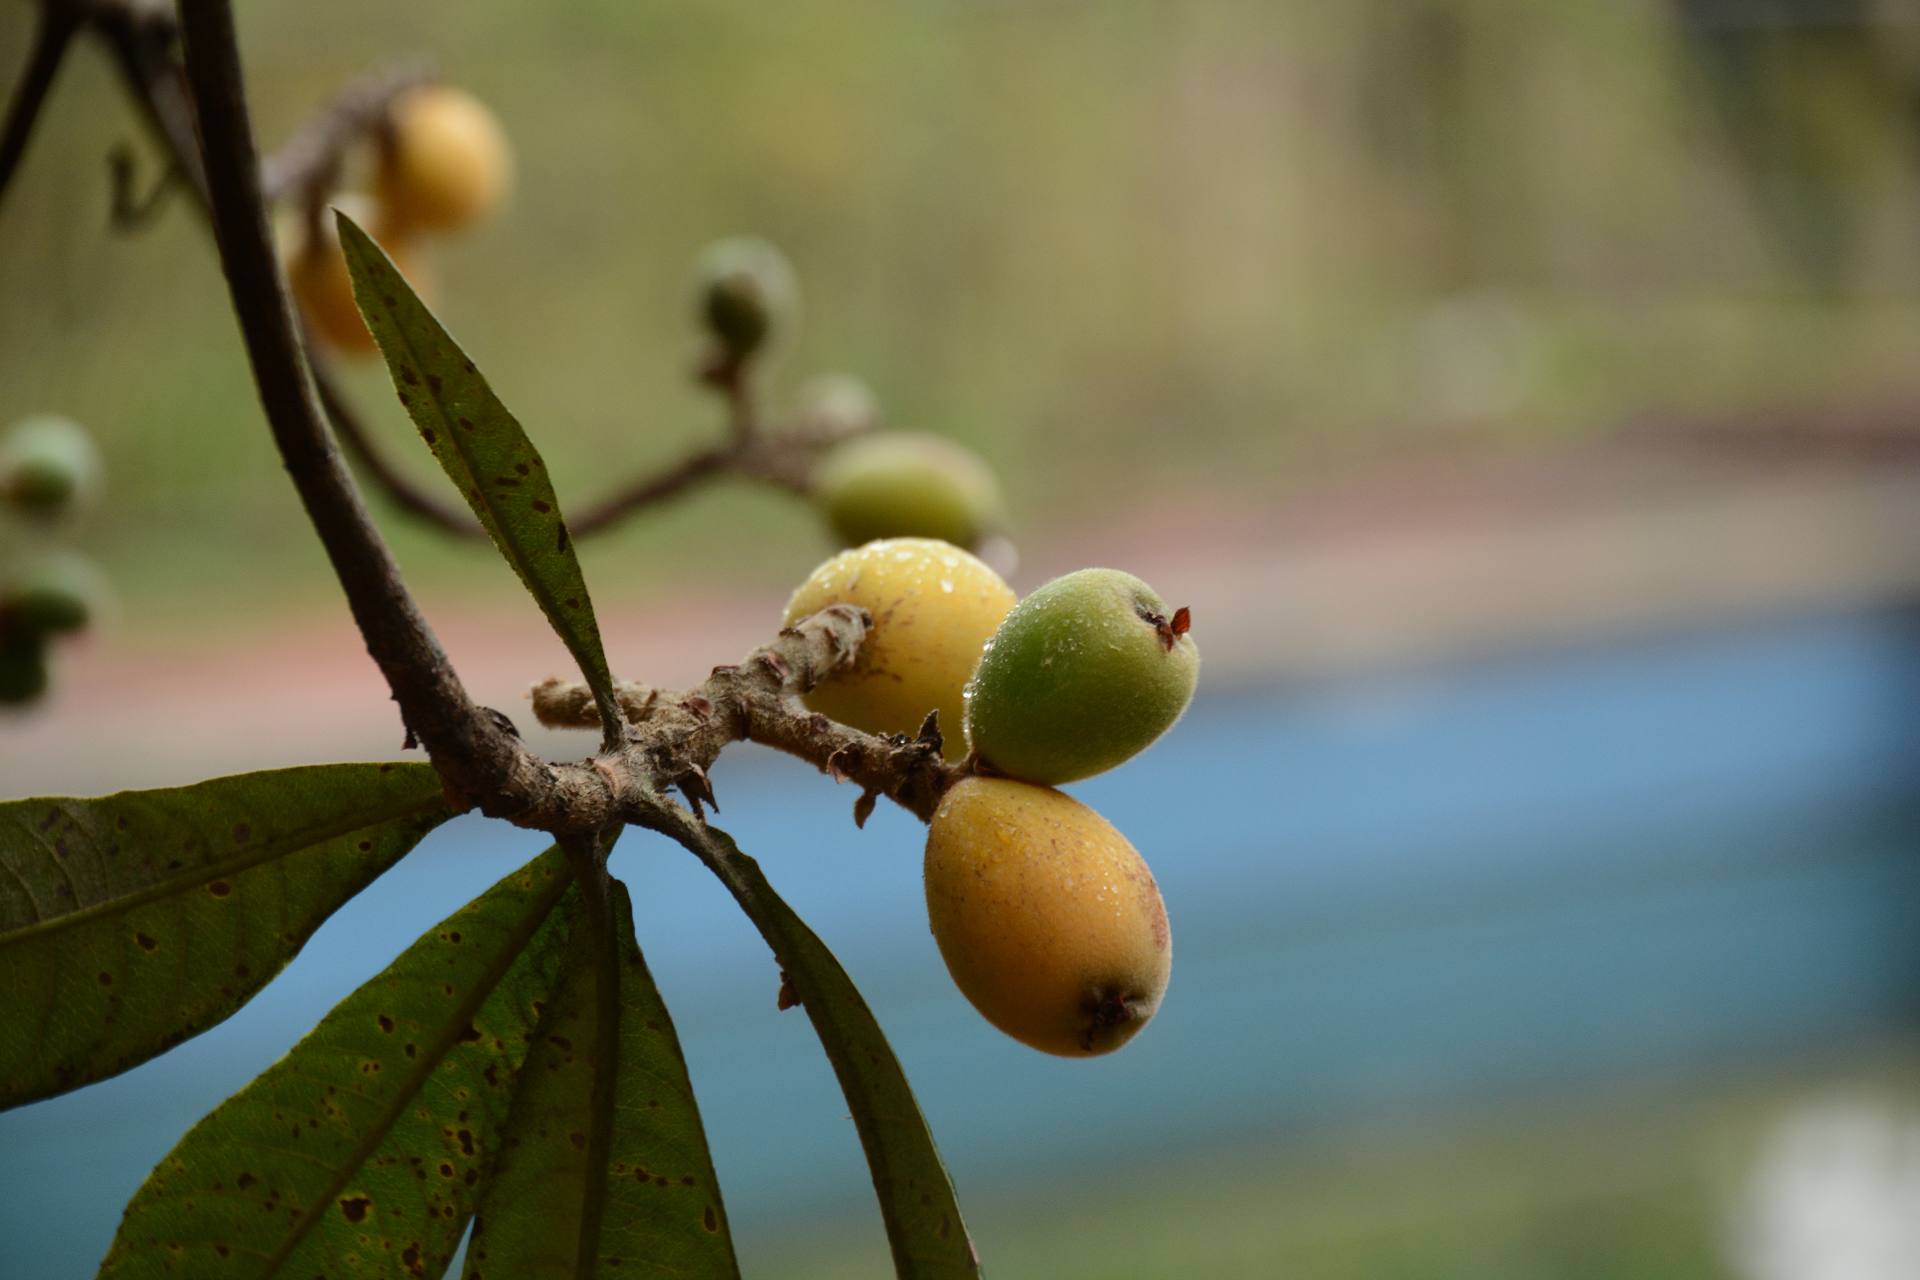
[
  {"left": 0, "top": 763, "right": 452, "bottom": 1110},
  {"left": 465, "top": 868, "right": 739, "bottom": 1279},
  {"left": 335, "top": 213, "right": 619, "bottom": 730},
  {"left": 99, "top": 846, "right": 580, "bottom": 1280},
  {"left": 678, "top": 819, "right": 979, "bottom": 1279}
]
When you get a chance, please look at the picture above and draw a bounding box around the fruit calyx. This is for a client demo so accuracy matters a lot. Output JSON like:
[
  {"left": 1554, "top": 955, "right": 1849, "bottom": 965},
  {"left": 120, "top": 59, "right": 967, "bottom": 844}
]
[
  {"left": 1080, "top": 988, "right": 1143, "bottom": 1052},
  {"left": 1138, "top": 603, "right": 1194, "bottom": 653}
]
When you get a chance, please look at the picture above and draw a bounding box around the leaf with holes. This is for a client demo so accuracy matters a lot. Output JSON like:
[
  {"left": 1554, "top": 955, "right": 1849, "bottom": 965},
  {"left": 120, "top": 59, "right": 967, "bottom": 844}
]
[
  {"left": 336, "top": 212, "right": 619, "bottom": 728},
  {"left": 465, "top": 870, "right": 738, "bottom": 1278},
  {"left": 679, "top": 819, "right": 979, "bottom": 1279},
  {"left": 99, "top": 847, "right": 580, "bottom": 1280},
  {"left": 0, "top": 764, "right": 453, "bottom": 1110}
]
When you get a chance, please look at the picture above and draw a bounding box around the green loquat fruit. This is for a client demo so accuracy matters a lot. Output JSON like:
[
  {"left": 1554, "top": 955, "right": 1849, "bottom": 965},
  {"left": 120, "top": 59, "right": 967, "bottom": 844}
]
[
  {"left": 924, "top": 776, "right": 1171, "bottom": 1057},
  {"left": 965, "top": 567, "right": 1197, "bottom": 784},
  {"left": 783, "top": 538, "right": 1014, "bottom": 759},
  {"left": 0, "top": 415, "right": 101, "bottom": 520},
  {"left": 815, "top": 432, "right": 1004, "bottom": 552}
]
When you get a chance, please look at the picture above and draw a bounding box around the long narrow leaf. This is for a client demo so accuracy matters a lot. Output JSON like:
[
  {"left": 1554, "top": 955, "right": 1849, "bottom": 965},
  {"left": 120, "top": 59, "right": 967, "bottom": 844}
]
[
  {"left": 0, "top": 763, "right": 452, "bottom": 1109},
  {"left": 675, "top": 818, "right": 979, "bottom": 1278},
  {"left": 336, "top": 213, "right": 619, "bottom": 728},
  {"left": 99, "top": 847, "right": 580, "bottom": 1279},
  {"left": 465, "top": 872, "right": 738, "bottom": 1279}
]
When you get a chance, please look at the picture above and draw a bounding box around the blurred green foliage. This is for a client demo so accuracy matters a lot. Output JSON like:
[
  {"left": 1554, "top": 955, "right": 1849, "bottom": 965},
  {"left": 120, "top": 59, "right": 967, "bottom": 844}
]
[{"left": 2, "top": 0, "right": 1918, "bottom": 627}]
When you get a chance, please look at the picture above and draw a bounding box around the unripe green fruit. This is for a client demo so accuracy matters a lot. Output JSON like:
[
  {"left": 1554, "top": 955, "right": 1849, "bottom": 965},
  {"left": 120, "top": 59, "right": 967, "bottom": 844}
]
[
  {"left": 924, "top": 776, "right": 1171, "bottom": 1057},
  {"left": 0, "top": 630, "right": 49, "bottom": 706},
  {"left": 965, "top": 568, "right": 1197, "bottom": 784},
  {"left": 783, "top": 538, "right": 1014, "bottom": 759},
  {"left": 0, "top": 415, "right": 101, "bottom": 519},
  {"left": 4, "top": 549, "right": 111, "bottom": 635},
  {"left": 695, "top": 236, "right": 797, "bottom": 359},
  {"left": 815, "top": 432, "right": 1004, "bottom": 551},
  {"left": 377, "top": 85, "right": 512, "bottom": 233}
]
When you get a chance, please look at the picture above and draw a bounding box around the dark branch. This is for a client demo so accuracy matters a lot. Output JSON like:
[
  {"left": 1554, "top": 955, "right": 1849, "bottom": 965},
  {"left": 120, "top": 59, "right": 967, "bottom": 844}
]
[
  {"left": 324, "top": 400, "right": 858, "bottom": 539},
  {"left": 94, "top": 0, "right": 207, "bottom": 203},
  {"left": 174, "top": 0, "right": 567, "bottom": 825},
  {"left": 107, "top": 141, "right": 181, "bottom": 230},
  {"left": 313, "top": 358, "right": 484, "bottom": 534},
  {"left": 0, "top": 0, "right": 80, "bottom": 208}
]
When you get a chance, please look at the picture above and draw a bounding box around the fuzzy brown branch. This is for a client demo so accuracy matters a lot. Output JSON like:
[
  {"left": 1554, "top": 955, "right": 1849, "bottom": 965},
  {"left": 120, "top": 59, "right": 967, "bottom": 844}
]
[{"left": 530, "top": 605, "right": 967, "bottom": 824}]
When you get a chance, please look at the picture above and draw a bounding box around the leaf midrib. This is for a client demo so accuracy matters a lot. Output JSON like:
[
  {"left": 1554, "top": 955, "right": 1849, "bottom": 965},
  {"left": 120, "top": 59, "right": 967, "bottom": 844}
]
[
  {"left": 688, "top": 823, "right": 976, "bottom": 1279},
  {"left": 344, "top": 226, "right": 595, "bottom": 675},
  {"left": 573, "top": 870, "right": 622, "bottom": 1279},
  {"left": 0, "top": 791, "right": 447, "bottom": 948},
  {"left": 252, "top": 859, "right": 579, "bottom": 1280}
]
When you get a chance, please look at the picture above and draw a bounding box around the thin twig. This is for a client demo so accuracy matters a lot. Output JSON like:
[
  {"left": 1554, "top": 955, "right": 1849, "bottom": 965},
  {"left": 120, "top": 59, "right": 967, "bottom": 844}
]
[
  {"left": 94, "top": 0, "right": 208, "bottom": 202},
  {"left": 0, "top": 0, "right": 80, "bottom": 209},
  {"left": 261, "top": 58, "right": 432, "bottom": 208},
  {"left": 107, "top": 141, "right": 180, "bottom": 230},
  {"left": 313, "top": 358, "right": 484, "bottom": 534}
]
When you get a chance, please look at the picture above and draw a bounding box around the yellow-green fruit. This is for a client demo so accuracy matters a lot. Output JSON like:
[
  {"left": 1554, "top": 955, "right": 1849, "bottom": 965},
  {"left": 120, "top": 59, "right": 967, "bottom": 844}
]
[
  {"left": 0, "top": 415, "right": 101, "bottom": 519},
  {"left": 377, "top": 85, "right": 512, "bottom": 232},
  {"left": 283, "top": 200, "right": 430, "bottom": 355},
  {"left": 966, "top": 567, "right": 1198, "bottom": 784},
  {"left": 815, "top": 432, "right": 1004, "bottom": 551},
  {"left": 782, "top": 538, "right": 1014, "bottom": 759},
  {"left": 695, "top": 236, "right": 797, "bottom": 359},
  {"left": 924, "top": 777, "right": 1171, "bottom": 1057}
]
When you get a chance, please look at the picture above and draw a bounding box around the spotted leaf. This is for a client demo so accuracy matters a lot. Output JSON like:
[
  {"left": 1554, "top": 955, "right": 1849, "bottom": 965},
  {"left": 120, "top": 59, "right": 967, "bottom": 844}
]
[
  {"left": 99, "top": 847, "right": 579, "bottom": 1279},
  {"left": 0, "top": 764, "right": 452, "bottom": 1109}
]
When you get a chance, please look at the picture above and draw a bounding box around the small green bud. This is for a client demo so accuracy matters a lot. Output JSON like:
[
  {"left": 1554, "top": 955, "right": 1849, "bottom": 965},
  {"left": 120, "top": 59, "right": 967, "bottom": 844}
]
[
  {"left": 815, "top": 432, "right": 1004, "bottom": 551},
  {"left": 965, "top": 568, "right": 1198, "bottom": 785},
  {"left": 0, "top": 629, "right": 49, "bottom": 706},
  {"left": 4, "top": 549, "right": 112, "bottom": 636},
  {"left": 0, "top": 415, "right": 102, "bottom": 519},
  {"left": 694, "top": 236, "right": 798, "bottom": 359},
  {"left": 795, "top": 374, "right": 880, "bottom": 435}
]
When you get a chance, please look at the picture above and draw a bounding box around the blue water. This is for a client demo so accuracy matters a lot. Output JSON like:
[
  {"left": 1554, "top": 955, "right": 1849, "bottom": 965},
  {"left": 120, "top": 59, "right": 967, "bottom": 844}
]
[{"left": 5, "top": 607, "right": 1920, "bottom": 1274}]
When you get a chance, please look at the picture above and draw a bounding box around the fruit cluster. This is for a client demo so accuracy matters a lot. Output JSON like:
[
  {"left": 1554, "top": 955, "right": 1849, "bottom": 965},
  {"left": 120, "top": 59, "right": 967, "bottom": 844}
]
[
  {"left": 690, "top": 239, "right": 1007, "bottom": 555},
  {"left": 0, "top": 415, "right": 110, "bottom": 705},
  {"left": 785, "top": 538, "right": 1197, "bottom": 1056},
  {"left": 281, "top": 84, "right": 511, "bottom": 354}
]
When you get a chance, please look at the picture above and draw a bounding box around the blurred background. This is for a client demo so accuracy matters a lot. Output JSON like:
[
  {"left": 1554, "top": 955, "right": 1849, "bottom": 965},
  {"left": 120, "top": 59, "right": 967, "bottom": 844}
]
[{"left": 5, "top": 0, "right": 1920, "bottom": 1275}]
